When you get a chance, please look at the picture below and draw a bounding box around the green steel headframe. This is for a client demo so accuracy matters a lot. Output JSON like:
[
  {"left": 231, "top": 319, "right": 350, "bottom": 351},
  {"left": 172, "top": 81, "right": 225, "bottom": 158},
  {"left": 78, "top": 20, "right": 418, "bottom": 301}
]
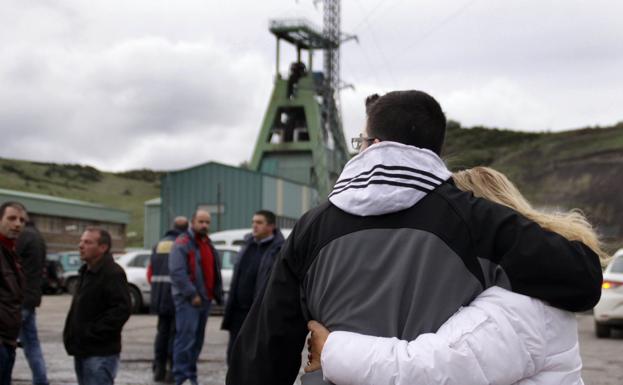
[{"left": 250, "top": 16, "right": 351, "bottom": 198}]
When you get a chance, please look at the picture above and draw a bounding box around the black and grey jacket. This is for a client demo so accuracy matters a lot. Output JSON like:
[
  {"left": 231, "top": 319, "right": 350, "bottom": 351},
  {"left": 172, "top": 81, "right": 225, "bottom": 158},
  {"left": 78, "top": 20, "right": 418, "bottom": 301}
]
[{"left": 226, "top": 142, "right": 603, "bottom": 385}]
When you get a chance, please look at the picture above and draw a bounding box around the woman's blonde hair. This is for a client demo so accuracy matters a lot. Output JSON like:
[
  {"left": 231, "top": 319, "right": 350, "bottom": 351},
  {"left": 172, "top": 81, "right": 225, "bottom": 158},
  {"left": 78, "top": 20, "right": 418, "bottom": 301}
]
[{"left": 453, "top": 166, "right": 609, "bottom": 262}]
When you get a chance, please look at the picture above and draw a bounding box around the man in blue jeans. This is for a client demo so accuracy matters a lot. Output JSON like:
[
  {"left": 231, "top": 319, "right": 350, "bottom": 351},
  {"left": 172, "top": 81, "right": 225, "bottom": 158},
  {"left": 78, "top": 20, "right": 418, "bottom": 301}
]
[
  {"left": 16, "top": 218, "right": 49, "bottom": 385},
  {"left": 169, "top": 209, "right": 223, "bottom": 385},
  {"left": 63, "top": 227, "right": 131, "bottom": 385}
]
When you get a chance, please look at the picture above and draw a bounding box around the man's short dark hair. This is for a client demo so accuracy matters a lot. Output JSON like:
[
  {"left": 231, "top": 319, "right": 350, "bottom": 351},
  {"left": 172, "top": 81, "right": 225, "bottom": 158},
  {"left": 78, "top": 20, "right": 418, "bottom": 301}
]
[
  {"left": 85, "top": 226, "right": 112, "bottom": 254},
  {"left": 0, "top": 201, "right": 26, "bottom": 219},
  {"left": 365, "top": 90, "right": 446, "bottom": 155},
  {"left": 255, "top": 210, "right": 276, "bottom": 225},
  {"left": 173, "top": 221, "right": 189, "bottom": 232}
]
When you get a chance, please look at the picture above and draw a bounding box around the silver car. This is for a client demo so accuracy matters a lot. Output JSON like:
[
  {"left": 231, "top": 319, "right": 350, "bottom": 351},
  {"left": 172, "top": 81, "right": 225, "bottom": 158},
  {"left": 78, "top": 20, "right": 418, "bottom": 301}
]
[{"left": 594, "top": 250, "right": 623, "bottom": 338}]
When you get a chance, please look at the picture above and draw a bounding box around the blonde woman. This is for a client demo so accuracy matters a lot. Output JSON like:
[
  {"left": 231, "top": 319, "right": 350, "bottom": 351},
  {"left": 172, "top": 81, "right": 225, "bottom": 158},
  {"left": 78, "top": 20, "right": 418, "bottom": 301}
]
[{"left": 305, "top": 167, "right": 607, "bottom": 385}]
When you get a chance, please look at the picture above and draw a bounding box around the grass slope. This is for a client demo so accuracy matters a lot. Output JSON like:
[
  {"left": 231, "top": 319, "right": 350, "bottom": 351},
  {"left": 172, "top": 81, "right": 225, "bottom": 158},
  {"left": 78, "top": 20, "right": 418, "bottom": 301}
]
[
  {"left": 444, "top": 121, "right": 623, "bottom": 252},
  {"left": 0, "top": 159, "right": 160, "bottom": 247},
  {"left": 1, "top": 122, "right": 621, "bottom": 251}
]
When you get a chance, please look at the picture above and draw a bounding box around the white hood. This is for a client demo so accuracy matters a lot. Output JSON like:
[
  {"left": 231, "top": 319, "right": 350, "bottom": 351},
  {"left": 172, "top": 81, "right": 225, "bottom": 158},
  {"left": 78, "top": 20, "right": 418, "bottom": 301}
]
[{"left": 329, "top": 141, "right": 452, "bottom": 216}]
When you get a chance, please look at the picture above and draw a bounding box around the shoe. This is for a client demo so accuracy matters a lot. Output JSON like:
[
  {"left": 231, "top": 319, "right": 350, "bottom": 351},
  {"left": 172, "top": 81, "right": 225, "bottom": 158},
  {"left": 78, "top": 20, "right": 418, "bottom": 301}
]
[
  {"left": 164, "top": 370, "right": 174, "bottom": 384},
  {"left": 153, "top": 364, "right": 166, "bottom": 382}
]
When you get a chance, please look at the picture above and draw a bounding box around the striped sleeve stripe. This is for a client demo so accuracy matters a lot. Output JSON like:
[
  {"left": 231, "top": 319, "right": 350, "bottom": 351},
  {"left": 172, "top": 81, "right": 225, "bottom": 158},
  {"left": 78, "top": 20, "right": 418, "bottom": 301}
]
[
  {"left": 329, "top": 179, "right": 434, "bottom": 198},
  {"left": 332, "top": 171, "right": 440, "bottom": 197},
  {"left": 151, "top": 276, "right": 171, "bottom": 283},
  {"left": 333, "top": 164, "right": 445, "bottom": 189}
]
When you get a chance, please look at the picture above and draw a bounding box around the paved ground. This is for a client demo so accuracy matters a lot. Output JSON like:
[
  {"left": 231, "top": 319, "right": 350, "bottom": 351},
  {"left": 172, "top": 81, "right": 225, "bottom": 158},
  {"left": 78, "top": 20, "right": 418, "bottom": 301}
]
[{"left": 12, "top": 294, "right": 623, "bottom": 385}]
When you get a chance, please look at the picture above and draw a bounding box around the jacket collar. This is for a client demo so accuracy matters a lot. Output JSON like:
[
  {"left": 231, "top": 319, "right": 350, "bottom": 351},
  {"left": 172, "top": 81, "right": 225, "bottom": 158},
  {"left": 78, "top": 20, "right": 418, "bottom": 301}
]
[
  {"left": 329, "top": 141, "right": 452, "bottom": 216},
  {"left": 0, "top": 233, "right": 16, "bottom": 251},
  {"left": 82, "top": 253, "right": 113, "bottom": 274}
]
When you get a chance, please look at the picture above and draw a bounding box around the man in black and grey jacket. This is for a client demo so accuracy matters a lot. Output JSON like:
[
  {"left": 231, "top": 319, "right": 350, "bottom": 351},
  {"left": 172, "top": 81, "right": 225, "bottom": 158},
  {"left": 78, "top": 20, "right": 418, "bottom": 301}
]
[{"left": 226, "top": 90, "right": 603, "bottom": 385}]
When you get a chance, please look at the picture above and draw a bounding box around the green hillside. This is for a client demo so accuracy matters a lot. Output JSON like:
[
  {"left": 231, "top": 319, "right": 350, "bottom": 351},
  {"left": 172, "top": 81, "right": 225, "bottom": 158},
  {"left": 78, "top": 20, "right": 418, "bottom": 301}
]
[
  {"left": 0, "top": 160, "right": 161, "bottom": 247},
  {"left": 444, "top": 121, "right": 623, "bottom": 252},
  {"left": 1, "top": 121, "right": 621, "bottom": 251}
]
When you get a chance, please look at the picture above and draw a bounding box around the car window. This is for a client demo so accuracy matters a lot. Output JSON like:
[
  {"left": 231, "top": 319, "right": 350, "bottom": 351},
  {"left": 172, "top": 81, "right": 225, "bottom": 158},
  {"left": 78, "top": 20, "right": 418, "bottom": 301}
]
[
  {"left": 129, "top": 253, "right": 151, "bottom": 268},
  {"left": 232, "top": 240, "right": 246, "bottom": 246},
  {"left": 610, "top": 256, "right": 623, "bottom": 273},
  {"left": 219, "top": 250, "right": 236, "bottom": 270}
]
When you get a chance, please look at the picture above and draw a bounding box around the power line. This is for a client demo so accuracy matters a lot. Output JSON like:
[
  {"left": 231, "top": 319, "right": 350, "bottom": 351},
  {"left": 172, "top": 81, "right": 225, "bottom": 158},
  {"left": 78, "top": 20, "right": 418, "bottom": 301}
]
[{"left": 402, "top": 0, "right": 480, "bottom": 53}]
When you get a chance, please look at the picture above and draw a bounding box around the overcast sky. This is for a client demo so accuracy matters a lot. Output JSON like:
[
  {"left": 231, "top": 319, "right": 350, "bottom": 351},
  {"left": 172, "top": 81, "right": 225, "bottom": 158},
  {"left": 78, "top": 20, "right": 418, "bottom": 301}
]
[{"left": 1, "top": 0, "right": 622, "bottom": 172}]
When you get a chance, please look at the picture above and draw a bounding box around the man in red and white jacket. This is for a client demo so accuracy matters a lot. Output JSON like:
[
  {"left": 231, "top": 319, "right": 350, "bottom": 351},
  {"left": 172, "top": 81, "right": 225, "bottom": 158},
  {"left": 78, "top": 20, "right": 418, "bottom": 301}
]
[{"left": 169, "top": 209, "right": 223, "bottom": 385}]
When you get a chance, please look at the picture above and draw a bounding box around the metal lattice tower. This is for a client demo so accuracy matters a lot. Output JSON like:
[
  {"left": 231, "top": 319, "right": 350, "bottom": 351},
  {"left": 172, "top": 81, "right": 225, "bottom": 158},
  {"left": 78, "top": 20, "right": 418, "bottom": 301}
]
[{"left": 323, "top": 0, "right": 340, "bottom": 103}]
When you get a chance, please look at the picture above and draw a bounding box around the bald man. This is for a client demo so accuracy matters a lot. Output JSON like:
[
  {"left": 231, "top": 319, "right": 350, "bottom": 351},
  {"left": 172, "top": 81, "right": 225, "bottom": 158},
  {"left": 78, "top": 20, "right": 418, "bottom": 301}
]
[{"left": 168, "top": 210, "right": 223, "bottom": 385}]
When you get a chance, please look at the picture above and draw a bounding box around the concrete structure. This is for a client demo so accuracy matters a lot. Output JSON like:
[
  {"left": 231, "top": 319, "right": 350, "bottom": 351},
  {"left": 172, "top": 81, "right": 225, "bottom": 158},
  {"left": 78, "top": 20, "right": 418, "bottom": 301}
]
[
  {"left": 0, "top": 188, "right": 130, "bottom": 252},
  {"left": 148, "top": 161, "right": 316, "bottom": 241}
]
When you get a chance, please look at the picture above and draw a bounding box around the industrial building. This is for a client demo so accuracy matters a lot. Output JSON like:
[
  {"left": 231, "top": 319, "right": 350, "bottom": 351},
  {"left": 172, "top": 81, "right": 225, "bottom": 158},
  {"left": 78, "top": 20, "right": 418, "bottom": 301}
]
[
  {"left": 143, "top": 162, "right": 317, "bottom": 248},
  {"left": 0, "top": 188, "right": 130, "bottom": 252}
]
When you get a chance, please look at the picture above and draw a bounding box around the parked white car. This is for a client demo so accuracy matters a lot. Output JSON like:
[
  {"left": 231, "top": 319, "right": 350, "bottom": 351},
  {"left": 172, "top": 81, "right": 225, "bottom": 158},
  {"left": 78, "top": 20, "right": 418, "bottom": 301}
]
[
  {"left": 213, "top": 245, "right": 238, "bottom": 314},
  {"left": 116, "top": 249, "right": 152, "bottom": 314},
  {"left": 594, "top": 249, "right": 623, "bottom": 338},
  {"left": 210, "top": 228, "right": 291, "bottom": 248}
]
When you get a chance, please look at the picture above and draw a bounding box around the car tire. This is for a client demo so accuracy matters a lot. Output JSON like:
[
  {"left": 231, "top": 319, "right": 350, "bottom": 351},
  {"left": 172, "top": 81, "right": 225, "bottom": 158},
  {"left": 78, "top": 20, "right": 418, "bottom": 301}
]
[
  {"left": 128, "top": 285, "right": 143, "bottom": 314},
  {"left": 66, "top": 278, "right": 79, "bottom": 295},
  {"left": 595, "top": 321, "right": 611, "bottom": 338}
]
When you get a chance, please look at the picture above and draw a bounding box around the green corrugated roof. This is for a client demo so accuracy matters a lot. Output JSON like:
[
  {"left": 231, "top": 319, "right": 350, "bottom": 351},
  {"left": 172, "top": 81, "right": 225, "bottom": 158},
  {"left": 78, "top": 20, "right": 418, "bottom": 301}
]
[
  {"left": 144, "top": 197, "right": 161, "bottom": 206},
  {"left": 0, "top": 188, "right": 130, "bottom": 224}
]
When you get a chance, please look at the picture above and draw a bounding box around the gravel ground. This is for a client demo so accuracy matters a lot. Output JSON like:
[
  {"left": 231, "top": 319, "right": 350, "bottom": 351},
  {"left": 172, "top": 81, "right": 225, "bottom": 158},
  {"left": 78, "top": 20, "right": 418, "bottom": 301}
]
[{"left": 11, "top": 294, "right": 623, "bottom": 385}]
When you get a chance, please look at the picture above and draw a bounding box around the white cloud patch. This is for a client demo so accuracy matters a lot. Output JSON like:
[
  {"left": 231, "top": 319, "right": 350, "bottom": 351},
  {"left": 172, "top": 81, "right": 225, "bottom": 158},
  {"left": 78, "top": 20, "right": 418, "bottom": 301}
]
[
  {"left": 0, "top": 0, "right": 622, "bottom": 171},
  {"left": 441, "top": 79, "right": 555, "bottom": 130}
]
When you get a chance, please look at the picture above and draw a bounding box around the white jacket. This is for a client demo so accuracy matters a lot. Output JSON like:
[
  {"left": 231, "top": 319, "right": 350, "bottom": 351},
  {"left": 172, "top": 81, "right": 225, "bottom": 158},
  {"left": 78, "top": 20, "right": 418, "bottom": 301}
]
[{"left": 321, "top": 286, "right": 583, "bottom": 385}]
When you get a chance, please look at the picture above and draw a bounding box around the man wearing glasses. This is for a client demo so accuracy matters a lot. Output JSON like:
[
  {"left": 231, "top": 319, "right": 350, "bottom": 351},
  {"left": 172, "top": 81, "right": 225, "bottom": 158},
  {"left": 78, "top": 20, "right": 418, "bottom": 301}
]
[{"left": 226, "top": 90, "right": 602, "bottom": 385}]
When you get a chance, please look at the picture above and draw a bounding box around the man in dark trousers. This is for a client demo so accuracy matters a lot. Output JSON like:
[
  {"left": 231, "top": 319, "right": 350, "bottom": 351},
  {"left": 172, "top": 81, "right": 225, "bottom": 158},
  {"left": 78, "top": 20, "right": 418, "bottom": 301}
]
[
  {"left": 63, "top": 227, "right": 131, "bottom": 385},
  {"left": 16, "top": 216, "right": 49, "bottom": 385},
  {"left": 226, "top": 91, "right": 603, "bottom": 385},
  {"left": 169, "top": 209, "right": 223, "bottom": 385},
  {"left": 0, "top": 202, "right": 26, "bottom": 385},
  {"left": 147, "top": 216, "right": 189, "bottom": 382},
  {"left": 222, "top": 210, "right": 285, "bottom": 366}
]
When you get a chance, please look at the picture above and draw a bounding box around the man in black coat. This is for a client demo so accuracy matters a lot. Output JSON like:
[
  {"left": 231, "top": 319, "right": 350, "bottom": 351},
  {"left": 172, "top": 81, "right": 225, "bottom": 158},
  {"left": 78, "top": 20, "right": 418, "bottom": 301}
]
[
  {"left": 222, "top": 210, "right": 285, "bottom": 366},
  {"left": 63, "top": 227, "right": 131, "bottom": 385},
  {"left": 0, "top": 202, "right": 26, "bottom": 385},
  {"left": 16, "top": 218, "right": 49, "bottom": 385},
  {"left": 148, "top": 216, "right": 188, "bottom": 382}
]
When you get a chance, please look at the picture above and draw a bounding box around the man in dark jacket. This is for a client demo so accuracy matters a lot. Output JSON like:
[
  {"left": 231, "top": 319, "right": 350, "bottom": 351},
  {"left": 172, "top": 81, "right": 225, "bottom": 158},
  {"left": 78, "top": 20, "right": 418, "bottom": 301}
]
[
  {"left": 16, "top": 218, "right": 49, "bottom": 385},
  {"left": 63, "top": 227, "right": 131, "bottom": 385},
  {"left": 222, "top": 210, "right": 285, "bottom": 365},
  {"left": 226, "top": 91, "right": 603, "bottom": 385},
  {"left": 169, "top": 209, "right": 223, "bottom": 385},
  {"left": 147, "top": 216, "right": 188, "bottom": 382},
  {"left": 0, "top": 202, "right": 26, "bottom": 385}
]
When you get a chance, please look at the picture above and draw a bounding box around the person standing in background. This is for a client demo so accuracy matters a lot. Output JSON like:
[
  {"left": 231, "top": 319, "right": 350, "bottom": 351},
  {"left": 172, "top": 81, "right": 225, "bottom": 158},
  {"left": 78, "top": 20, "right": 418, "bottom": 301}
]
[
  {"left": 63, "top": 227, "right": 131, "bottom": 385},
  {"left": 16, "top": 214, "right": 50, "bottom": 385},
  {"left": 169, "top": 209, "right": 223, "bottom": 385},
  {"left": 148, "top": 216, "right": 189, "bottom": 383},
  {"left": 222, "top": 210, "right": 285, "bottom": 366},
  {"left": 0, "top": 202, "right": 27, "bottom": 385}
]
